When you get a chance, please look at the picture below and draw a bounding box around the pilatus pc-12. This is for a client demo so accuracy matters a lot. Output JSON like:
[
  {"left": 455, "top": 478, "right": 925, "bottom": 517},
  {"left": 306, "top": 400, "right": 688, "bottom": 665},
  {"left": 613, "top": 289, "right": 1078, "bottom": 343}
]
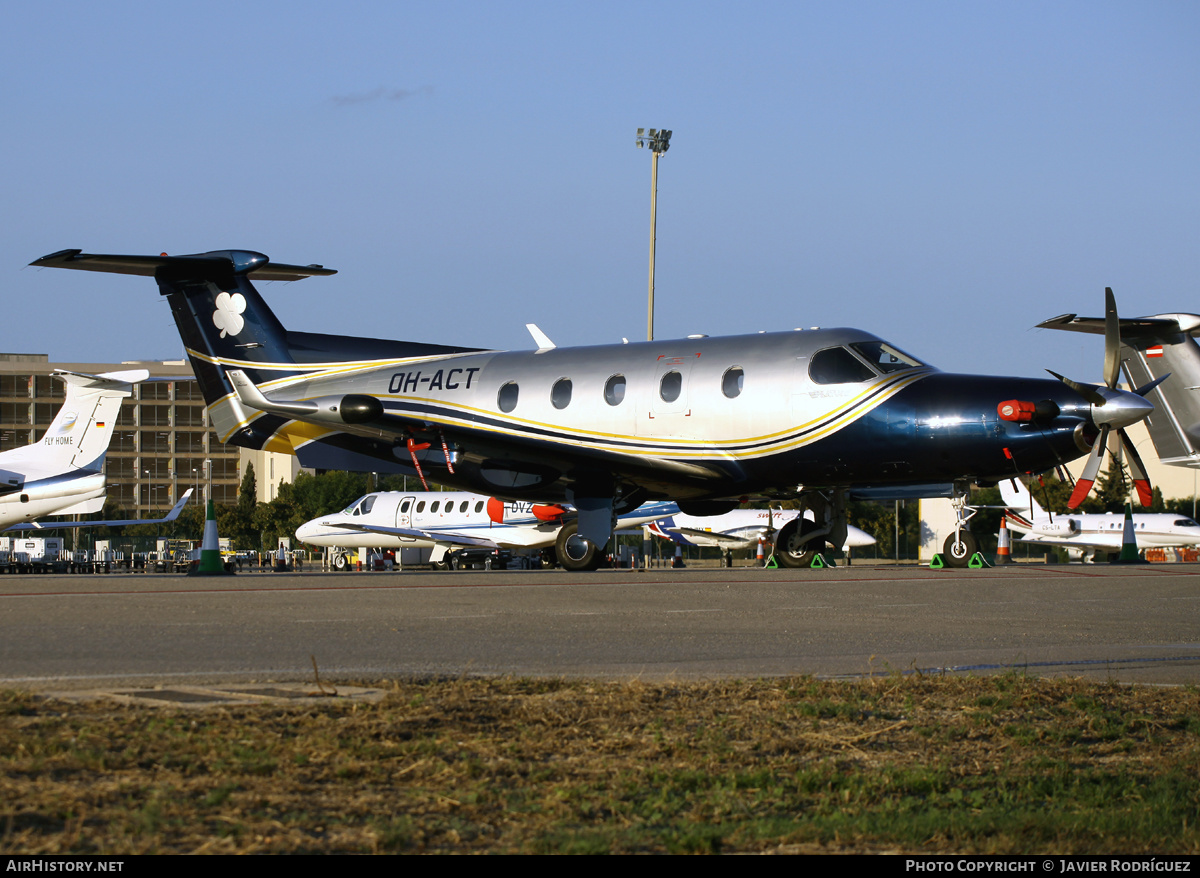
[{"left": 31, "top": 249, "right": 1156, "bottom": 566}]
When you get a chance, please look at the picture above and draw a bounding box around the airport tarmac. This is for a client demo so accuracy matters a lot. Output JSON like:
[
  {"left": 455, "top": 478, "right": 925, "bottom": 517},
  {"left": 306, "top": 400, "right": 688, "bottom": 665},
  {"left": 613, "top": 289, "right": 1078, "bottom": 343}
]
[{"left": 1, "top": 563, "right": 1198, "bottom": 693}]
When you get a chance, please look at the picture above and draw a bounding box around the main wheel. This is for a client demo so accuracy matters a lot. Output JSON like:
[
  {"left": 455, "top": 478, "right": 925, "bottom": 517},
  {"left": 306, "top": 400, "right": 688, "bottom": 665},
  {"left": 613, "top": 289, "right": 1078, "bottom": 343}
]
[
  {"left": 942, "top": 531, "right": 977, "bottom": 568},
  {"left": 333, "top": 554, "right": 348, "bottom": 571},
  {"left": 555, "top": 522, "right": 604, "bottom": 571},
  {"left": 774, "top": 518, "right": 827, "bottom": 568}
]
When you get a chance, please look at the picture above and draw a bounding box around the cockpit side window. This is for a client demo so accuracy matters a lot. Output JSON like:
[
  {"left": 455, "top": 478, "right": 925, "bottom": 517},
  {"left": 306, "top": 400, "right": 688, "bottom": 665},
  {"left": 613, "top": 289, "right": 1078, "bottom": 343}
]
[
  {"left": 849, "top": 341, "right": 925, "bottom": 373},
  {"left": 809, "top": 347, "right": 876, "bottom": 385}
]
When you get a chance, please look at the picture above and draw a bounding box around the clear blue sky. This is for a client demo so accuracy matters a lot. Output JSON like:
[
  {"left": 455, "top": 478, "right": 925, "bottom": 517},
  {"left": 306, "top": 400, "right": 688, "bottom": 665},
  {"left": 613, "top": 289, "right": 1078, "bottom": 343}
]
[{"left": 5, "top": 1, "right": 1198, "bottom": 381}]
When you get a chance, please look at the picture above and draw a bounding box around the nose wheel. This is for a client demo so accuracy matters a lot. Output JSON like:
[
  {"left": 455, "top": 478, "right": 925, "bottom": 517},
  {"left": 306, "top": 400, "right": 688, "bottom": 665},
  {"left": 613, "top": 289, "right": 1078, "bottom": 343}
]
[
  {"left": 942, "top": 531, "right": 978, "bottom": 567},
  {"left": 941, "top": 487, "right": 979, "bottom": 568}
]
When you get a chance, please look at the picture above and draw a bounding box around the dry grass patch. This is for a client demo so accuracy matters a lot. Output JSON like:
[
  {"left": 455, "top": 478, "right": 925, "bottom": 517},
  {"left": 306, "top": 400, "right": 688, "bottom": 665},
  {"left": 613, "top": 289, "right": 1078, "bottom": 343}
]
[{"left": 2, "top": 675, "right": 1198, "bottom": 854}]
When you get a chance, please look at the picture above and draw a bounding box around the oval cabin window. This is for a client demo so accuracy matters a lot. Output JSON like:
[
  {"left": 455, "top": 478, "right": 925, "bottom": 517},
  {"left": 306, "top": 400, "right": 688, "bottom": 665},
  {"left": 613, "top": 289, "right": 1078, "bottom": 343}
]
[
  {"left": 497, "top": 382, "right": 519, "bottom": 413},
  {"left": 552, "top": 378, "right": 573, "bottom": 410}
]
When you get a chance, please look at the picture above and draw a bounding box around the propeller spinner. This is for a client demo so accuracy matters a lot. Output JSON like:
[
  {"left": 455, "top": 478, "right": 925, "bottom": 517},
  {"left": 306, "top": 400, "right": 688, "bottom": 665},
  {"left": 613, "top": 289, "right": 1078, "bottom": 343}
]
[{"left": 1048, "top": 288, "right": 1155, "bottom": 509}]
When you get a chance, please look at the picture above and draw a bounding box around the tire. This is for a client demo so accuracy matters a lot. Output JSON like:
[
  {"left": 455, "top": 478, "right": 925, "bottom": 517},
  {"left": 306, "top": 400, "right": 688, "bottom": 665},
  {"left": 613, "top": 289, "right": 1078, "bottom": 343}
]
[
  {"left": 775, "top": 518, "right": 827, "bottom": 568},
  {"left": 333, "top": 554, "right": 348, "bottom": 571},
  {"left": 431, "top": 557, "right": 450, "bottom": 571},
  {"left": 943, "top": 531, "right": 977, "bottom": 568},
  {"left": 556, "top": 522, "right": 604, "bottom": 571}
]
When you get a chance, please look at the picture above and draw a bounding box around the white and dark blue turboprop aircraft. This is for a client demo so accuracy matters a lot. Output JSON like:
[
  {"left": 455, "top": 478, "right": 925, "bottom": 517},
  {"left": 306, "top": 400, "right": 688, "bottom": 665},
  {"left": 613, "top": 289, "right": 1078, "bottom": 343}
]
[
  {"left": 0, "top": 369, "right": 193, "bottom": 531},
  {"left": 30, "top": 250, "right": 1158, "bottom": 566},
  {"left": 296, "top": 490, "right": 677, "bottom": 570}
]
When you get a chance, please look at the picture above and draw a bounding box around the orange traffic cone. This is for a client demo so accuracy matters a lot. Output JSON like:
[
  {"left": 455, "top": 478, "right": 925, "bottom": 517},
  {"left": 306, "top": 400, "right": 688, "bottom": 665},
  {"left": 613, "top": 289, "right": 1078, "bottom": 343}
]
[{"left": 996, "top": 515, "right": 1011, "bottom": 565}]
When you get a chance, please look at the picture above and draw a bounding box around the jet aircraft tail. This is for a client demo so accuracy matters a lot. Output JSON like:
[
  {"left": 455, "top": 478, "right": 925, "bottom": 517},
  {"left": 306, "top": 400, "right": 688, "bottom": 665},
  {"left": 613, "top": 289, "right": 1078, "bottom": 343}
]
[
  {"left": 998, "top": 477, "right": 1049, "bottom": 528},
  {"left": 0, "top": 369, "right": 145, "bottom": 482}
]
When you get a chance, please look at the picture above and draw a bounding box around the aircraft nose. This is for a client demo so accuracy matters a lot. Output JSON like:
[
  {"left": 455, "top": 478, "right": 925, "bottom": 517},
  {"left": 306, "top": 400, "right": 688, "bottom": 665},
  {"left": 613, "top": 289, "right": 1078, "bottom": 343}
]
[
  {"left": 1093, "top": 388, "right": 1154, "bottom": 430},
  {"left": 295, "top": 521, "right": 317, "bottom": 542}
]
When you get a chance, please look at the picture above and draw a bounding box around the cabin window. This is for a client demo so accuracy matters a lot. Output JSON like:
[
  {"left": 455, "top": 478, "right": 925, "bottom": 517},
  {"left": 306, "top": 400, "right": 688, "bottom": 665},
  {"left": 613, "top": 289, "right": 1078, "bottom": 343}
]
[
  {"left": 475, "top": 501, "right": 484, "bottom": 513},
  {"left": 431, "top": 501, "right": 440, "bottom": 513},
  {"left": 722, "top": 366, "right": 744, "bottom": 399},
  {"left": 551, "top": 378, "right": 573, "bottom": 410},
  {"left": 498, "top": 382, "right": 519, "bottom": 413},
  {"left": 809, "top": 347, "right": 875, "bottom": 385},
  {"left": 459, "top": 500, "right": 468, "bottom": 513},
  {"left": 400, "top": 500, "right": 411, "bottom": 513},
  {"left": 416, "top": 501, "right": 426, "bottom": 513},
  {"left": 659, "top": 371, "right": 682, "bottom": 403},
  {"left": 604, "top": 374, "right": 626, "bottom": 406}
]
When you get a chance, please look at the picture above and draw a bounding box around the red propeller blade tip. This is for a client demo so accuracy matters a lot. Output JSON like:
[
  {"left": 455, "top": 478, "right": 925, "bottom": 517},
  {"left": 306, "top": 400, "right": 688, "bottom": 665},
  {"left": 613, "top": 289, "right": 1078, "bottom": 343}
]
[{"left": 1067, "top": 479, "right": 1094, "bottom": 510}]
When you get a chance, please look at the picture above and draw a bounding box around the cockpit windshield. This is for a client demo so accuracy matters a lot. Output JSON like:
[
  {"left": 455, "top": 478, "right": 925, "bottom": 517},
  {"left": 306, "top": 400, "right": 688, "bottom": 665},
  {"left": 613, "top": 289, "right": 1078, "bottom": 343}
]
[
  {"left": 850, "top": 341, "right": 926, "bottom": 373},
  {"left": 343, "top": 495, "right": 377, "bottom": 516}
]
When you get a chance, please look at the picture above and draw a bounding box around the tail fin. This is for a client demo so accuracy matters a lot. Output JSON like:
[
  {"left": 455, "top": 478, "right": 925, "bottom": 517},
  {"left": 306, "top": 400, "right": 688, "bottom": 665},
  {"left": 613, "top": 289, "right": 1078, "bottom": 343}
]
[
  {"left": 0, "top": 369, "right": 144, "bottom": 479},
  {"left": 1039, "top": 310, "right": 1200, "bottom": 468},
  {"left": 999, "top": 477, "right": 1047, "bottom": 521},
  {"left": 31, "top": 249, "right": 335, "bottom": 450}
]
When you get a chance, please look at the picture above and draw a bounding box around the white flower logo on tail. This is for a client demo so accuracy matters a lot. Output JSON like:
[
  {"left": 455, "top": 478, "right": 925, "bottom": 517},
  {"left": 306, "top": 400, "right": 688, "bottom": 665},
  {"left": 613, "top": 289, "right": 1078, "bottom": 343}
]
[{"left": 213, "top": 292, "right": 247, "bottom": 338}]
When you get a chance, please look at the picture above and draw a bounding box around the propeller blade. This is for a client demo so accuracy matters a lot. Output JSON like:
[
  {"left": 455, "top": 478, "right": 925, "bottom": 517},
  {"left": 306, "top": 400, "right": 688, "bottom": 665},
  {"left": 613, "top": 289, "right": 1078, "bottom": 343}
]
[
  {"left": 1118, "top": 428, "right": 1154, "bottom": 507},
  {"left": 1132, "top": 373, "right": 1170, "bottom": 397},
  {"left": 1103, "top": 287, "right": 1121, "bottom": 390},
  {"left": 1047, "top": 370, "right": 1106, "bottom": 406},
  {"left": 1068, "top": 425, "right": 1109, "bottom": 509}
]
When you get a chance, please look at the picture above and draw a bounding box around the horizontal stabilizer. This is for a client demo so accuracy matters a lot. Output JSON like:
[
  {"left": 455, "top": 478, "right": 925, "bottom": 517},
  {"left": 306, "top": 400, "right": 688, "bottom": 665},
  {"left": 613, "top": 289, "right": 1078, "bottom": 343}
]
[{"left": 31, "top": 249, "right": 336, "bottom": 282}]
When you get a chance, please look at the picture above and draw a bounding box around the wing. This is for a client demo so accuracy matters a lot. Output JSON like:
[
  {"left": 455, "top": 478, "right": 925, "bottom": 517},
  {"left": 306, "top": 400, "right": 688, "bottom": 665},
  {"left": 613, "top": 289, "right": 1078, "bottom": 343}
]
[
  {"left": 7, "top": 489, "right": 195, "bottom": 531},
  {"left": 316, "top": 521, "right": 500, "bottom": 549}
]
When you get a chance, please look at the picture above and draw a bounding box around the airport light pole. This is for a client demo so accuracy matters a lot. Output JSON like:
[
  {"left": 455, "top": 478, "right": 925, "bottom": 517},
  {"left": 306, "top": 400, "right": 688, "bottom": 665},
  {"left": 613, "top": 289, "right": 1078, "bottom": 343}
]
[{"left": 636, "top": 127, "right": 672, "bottom": 341}]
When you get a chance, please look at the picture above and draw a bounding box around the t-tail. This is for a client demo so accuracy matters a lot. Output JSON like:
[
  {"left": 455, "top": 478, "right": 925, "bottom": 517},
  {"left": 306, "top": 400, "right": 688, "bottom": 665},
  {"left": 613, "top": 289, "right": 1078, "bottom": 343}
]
[
  {"left": 1039, "top": 309, "right": 1200, "bottom": 470},
  {"left": 31, "top": 249, "right": 485, "bottom": 457},
  {"left": 31, "top": 249, "right": 335, "bottom": 453},
  {"left": 0, "top": 369, "right": 145, "bottom": 483}
]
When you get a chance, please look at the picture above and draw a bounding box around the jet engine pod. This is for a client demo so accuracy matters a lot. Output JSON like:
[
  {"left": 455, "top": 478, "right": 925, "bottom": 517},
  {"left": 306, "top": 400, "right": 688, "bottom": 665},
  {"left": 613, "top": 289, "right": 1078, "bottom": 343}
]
[{"left": 338, "top": 395, "right": 384, "bottom": 424}]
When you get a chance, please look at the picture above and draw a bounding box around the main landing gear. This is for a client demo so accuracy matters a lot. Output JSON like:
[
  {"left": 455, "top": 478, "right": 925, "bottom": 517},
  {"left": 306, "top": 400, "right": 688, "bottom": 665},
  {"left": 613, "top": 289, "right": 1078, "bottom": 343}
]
[{"left": 772, "top": 490, "right": 849, "bottom": 568}]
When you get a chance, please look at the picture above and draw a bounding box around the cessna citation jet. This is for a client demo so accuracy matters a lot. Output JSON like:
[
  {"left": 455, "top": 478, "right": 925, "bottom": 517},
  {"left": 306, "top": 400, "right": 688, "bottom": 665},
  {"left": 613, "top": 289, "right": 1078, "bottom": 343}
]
[
  {"left": 999, "top": 478, "right": 1200, "bottom": 562},
  {"left": 30, "top": 250, "right": 1158, "bottom": 566},
  {"left": 296, "top": 491, "right": 678, "bottom": 570},
  {"left": 0, "top": 369, "right": 193, "bottom": 530}
]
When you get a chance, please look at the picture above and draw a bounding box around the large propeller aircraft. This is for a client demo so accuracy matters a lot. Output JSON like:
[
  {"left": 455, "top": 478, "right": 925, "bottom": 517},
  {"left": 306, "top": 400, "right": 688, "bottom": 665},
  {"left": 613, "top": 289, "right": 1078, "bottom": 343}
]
[{"left": 30, "top": 249, "right": 1157, "bottom": 566}]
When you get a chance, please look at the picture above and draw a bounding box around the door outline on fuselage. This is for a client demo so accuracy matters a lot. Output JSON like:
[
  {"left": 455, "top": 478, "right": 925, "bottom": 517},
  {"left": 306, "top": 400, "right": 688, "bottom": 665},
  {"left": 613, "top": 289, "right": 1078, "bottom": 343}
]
[{"left": 642, "top": 353, "right": 699, "bottom": 434}]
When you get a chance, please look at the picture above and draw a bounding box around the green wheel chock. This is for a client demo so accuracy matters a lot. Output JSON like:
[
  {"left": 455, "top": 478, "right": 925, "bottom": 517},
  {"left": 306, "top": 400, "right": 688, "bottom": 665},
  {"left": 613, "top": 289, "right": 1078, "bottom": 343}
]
[
  {"left": 929, "top": 554, "right": 945, "bottom": 569},
  {"left": 968, "top": 552, "right": 993, "bottom": 569},
  {"left": 810, "top": 553, "right": 835, "bottom": 568},
  {"left": 765, "top": 555, "right": 779, "bottom": 569}
]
